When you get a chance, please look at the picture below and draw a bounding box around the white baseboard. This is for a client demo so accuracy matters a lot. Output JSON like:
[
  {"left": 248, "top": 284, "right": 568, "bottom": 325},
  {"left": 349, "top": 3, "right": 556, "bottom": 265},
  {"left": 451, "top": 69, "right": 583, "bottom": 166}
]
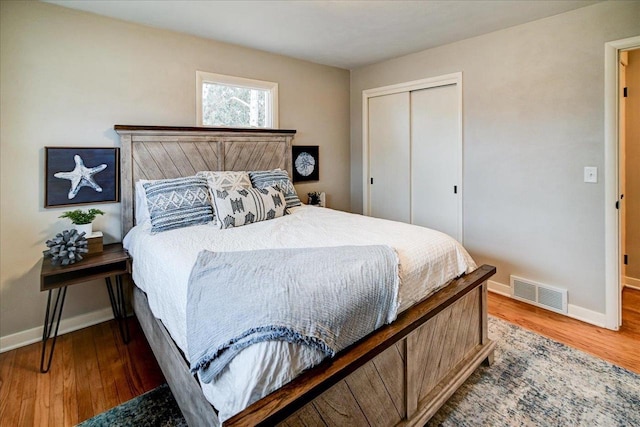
[
  {"left": 487, "top": 280, "right": 511, "bottom": 297},
  {"left": 0, "top": 307, "right": 114, "bottom": 353},
  {"left": 487, "top": 280, "right": 606, "bottom": 328},
  {"left": 567, "top": 304, "right": 606, "bottom": 327},
  {"left": 623, "top": 276, "right": 640, "bottom": 290}
]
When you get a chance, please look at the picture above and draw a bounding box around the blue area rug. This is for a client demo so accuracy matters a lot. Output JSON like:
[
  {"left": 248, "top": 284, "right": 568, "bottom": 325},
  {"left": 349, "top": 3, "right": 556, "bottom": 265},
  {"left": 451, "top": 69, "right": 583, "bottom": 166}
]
[
  {"left": 78, "top": 318, "right": 640, "bottom": 426},
  {"left": 428, "top": 318, "right": 640, "bottom": 426},
  {"left": 77, "top": 385, "right": 186, "bottom": 427}
]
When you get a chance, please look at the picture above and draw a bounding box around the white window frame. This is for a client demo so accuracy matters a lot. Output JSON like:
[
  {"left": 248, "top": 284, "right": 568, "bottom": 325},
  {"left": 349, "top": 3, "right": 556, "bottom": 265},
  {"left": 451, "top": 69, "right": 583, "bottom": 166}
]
[{"left": 196, "top": 71, "right": 279, "bottom": 128}]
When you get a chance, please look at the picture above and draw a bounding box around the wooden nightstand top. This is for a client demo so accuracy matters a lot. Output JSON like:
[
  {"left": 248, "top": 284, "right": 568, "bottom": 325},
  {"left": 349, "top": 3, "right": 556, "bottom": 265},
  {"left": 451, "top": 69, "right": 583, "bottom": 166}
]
[{"left": 40, "top": 243, "right": 130, "bottom": 291}]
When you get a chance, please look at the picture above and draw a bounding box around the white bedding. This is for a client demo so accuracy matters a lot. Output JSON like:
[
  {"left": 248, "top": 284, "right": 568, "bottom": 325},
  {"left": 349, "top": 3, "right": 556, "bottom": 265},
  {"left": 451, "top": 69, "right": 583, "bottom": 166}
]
[{"left": 123, "top": 205, "right": 476, "bottom": 422}]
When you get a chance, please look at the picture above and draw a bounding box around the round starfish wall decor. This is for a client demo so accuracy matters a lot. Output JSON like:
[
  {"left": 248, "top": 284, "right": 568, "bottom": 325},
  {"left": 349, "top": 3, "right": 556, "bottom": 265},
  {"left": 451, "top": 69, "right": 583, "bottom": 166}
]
[{"left": 295, "top": 152, "right": 316, "bottom": 177}]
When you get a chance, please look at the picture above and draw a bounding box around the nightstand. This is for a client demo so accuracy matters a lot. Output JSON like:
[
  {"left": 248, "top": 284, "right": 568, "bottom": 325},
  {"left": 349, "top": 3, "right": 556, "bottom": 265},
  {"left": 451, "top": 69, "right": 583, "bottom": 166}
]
[{"left": 39, "top": 243, "right": 131, "bottom": 373}]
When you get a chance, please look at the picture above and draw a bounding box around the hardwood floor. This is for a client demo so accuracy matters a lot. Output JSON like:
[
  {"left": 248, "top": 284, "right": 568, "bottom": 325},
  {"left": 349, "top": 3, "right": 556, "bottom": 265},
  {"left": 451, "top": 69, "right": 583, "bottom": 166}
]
[
  {"left": 488, "top": 287, "right": 640, "bottom": 374},
  {"left": 0, "top": 319, "right": 164, "bottom": 426},
  {"left": 1, "top": 288, "right": 638, "bottom": 426}
]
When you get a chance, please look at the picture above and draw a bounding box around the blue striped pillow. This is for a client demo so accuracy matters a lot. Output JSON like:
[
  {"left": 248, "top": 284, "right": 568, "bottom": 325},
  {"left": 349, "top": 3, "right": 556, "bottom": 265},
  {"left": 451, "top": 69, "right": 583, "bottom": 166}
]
[
  {"left": 249, "top": 169, "right": 301, "bottom": 209},
  {"left": 143, "top": 177, "right": 213, "bottom": 233}
]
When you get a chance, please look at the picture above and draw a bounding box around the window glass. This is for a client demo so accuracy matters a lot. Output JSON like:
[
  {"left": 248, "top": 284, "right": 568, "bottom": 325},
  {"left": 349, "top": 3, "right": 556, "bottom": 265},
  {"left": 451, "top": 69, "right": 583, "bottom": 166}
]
[
  {"left": 196, "top": 71, "right": 278, "bottom": 128},
  {"left": 202, "top": 83, "right": 268, "bottom": 127}
]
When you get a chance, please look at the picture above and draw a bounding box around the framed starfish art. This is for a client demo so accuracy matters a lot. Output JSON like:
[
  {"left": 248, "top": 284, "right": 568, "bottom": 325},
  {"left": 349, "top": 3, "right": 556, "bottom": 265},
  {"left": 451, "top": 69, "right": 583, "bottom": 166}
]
[{"left": 45, "top": 147, "right": 119, "bottom": 208}]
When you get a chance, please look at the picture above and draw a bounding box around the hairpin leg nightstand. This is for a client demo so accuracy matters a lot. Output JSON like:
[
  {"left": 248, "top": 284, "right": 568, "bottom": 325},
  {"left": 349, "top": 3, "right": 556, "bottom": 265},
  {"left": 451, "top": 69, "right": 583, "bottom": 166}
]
[{"left": 39, "top": 243, "right": 131, "bottom": 373}]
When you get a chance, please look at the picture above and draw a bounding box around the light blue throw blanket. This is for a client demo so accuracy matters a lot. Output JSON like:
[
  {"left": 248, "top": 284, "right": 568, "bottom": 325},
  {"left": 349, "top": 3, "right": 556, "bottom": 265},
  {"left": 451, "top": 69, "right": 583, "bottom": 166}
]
[{"left": 187, "top": 245, "right": 399, "bottom": 384}]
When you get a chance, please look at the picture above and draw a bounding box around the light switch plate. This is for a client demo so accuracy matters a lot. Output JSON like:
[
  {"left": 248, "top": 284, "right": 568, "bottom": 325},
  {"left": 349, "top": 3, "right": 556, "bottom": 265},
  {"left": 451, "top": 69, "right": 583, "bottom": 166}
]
[{"left": 584, "top": 166, "right": 598, "bottom": 183}]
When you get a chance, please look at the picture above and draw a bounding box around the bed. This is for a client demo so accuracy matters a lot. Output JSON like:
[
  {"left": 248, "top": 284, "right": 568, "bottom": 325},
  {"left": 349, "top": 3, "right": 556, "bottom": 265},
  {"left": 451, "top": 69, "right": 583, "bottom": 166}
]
[{"left": 115, "top": 125, "right": 496, "bottom": 427}]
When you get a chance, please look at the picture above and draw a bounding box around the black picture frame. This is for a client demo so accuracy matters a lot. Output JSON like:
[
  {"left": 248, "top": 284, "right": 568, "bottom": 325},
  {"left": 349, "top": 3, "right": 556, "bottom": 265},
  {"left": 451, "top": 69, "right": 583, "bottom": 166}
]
[
  {"left": 292, "top": 145, "right": 319, "bottom": 183},
  {"left": 45, "top": 147, "right": 120, "bottom": 208}
]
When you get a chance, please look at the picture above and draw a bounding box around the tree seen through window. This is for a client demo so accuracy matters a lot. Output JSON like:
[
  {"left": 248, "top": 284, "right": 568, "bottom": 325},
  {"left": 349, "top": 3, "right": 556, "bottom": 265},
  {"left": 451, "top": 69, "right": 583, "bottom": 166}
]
[{"left": 202, "top": 83, "right": 267, "bottom": 127}]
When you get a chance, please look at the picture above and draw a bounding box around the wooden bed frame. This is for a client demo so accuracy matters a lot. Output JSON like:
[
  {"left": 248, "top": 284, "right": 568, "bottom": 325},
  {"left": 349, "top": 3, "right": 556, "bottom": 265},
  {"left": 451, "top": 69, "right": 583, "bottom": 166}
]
[{"left": 115, "top": 125, "right": 496, "bottom": 427}]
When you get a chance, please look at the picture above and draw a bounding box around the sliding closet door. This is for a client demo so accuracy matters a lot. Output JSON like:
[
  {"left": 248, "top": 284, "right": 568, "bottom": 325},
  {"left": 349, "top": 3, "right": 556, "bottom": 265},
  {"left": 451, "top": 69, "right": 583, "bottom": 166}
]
[
  {"left": 410, "top": 84, "right": 461, "bottom": 240},
  {"left": 368, "top": 92, "right": 411, "bottom": 222}
]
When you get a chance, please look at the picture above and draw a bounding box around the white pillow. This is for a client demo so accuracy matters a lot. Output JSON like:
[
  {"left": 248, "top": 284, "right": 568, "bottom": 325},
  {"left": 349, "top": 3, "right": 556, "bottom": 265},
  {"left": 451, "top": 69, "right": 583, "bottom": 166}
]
[
  {"left": 211, "top": 186, "right": 286, "bottom": 229},
  {"left": 196, "top": 171, "right": 252, "bottom": 223},
  {"left": 134, "top": 179, "right": 156, "bottom": 225}
]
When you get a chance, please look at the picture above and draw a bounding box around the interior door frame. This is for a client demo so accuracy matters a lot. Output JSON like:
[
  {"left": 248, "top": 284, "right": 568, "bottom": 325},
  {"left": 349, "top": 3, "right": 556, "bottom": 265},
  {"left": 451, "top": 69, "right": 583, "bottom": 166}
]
[
  {"left": 604, "top": 36, "right": 640, "bottom": 330},
  {"left": 362, "top": 72, "right": 463, "bottom": 242}
]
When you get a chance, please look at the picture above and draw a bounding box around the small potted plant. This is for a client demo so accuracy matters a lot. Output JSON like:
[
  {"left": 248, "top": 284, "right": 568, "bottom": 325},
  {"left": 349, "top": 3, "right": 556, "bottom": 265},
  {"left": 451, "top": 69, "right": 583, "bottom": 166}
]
[
  {"left": 308, "top": 192, "right": 322, "bottom": 206},
  {"left": 59, "top": 208, "right": 104, "bottom": 236}
]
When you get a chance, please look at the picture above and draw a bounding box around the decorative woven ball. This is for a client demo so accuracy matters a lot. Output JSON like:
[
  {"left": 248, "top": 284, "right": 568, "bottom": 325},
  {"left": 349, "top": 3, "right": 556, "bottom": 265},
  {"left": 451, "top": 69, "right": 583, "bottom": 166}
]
[{"left": 43, "top": 229, "right": 89, "bottom": 266}]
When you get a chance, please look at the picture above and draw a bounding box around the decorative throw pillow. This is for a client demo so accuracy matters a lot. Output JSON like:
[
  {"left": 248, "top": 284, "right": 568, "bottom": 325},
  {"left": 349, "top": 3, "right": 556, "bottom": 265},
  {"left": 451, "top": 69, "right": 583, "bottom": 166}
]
[
  {"left": 196, "top": 171, "right": 252, "bottom": 192},
  {"left": 212, "top": 186, "right": 286, "bottom": 229},
  {"left": 196, "top": 171, "right": 252, "bottom": 223},
  {"left": 143, "top": 176, "right": 214, "bottom": 233},
  {"left": 249, "top": 169, "right": 301, "bottom": 209}
]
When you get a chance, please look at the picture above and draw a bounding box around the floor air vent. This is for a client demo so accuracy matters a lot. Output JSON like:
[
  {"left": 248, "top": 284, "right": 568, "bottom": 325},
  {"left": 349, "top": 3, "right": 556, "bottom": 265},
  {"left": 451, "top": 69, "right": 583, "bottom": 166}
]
[{"left": 510, "top": 276, "right": 567, "bottom": 314}]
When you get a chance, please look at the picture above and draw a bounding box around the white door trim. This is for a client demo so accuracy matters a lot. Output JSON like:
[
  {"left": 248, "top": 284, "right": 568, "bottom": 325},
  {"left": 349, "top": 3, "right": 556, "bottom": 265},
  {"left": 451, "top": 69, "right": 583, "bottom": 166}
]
[
  {"left": 604, "top": 36, "right": 640, "bottom": 330},
  {"left": 362, "top": 72, "right": 463, "bottom": 242}
]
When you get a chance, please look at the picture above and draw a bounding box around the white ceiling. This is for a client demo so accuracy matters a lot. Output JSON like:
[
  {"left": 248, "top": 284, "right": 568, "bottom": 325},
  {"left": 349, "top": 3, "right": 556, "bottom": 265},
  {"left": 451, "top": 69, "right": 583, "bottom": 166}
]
[{"left": 44, "top": 0, "right": 599, "bottom": 69}]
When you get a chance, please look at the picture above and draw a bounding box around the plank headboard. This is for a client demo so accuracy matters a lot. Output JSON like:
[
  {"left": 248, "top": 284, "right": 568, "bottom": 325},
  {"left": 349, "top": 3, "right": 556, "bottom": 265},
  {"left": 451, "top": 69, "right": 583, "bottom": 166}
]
[{"left": 114, "top": 125, "right": 296, "bottom": 236}]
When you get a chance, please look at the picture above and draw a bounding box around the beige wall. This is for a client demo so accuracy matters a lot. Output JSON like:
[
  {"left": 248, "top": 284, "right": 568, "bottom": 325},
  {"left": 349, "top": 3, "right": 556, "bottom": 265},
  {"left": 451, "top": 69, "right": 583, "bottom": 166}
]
[
  {"left": 351, "top": 1, "right": 640, "bottom": 314},
  {"left": 626, "top": 49, "right": 640, "bottom": 280},
  {"left": 0, "top": 1, "right": 350, "bottom": 341}
]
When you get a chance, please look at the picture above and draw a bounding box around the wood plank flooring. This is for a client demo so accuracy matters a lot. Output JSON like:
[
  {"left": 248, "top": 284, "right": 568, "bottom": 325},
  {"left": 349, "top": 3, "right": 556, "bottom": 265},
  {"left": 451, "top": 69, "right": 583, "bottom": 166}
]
[
  {"left": 0, "top": 319, "right": 164, "bottom": 426},
  {"left": 0, "top": 288, "right": 638, "bottom": 426}
]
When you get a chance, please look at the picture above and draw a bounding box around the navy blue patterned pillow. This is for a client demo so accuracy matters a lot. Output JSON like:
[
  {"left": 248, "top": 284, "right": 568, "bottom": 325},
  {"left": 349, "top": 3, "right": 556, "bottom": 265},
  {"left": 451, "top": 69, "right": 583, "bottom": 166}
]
[
  {"left": 212, "top": 186, "right": 286, "bottom": 229},
  {"left": 143, "top": 177, "right": 213, "bottom": 233},
  {"left": 249, "top": 169, "right": 301, "bottom": 209}
]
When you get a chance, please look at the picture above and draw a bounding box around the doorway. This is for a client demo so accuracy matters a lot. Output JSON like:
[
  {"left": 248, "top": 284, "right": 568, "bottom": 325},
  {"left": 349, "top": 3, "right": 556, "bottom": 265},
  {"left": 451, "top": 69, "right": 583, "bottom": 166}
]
[
  {"left": 605, "top": 36, "right": 640, "bottom": 330},
  {"left": 620, "top": 48, "right": 640, "bottom": 326}
]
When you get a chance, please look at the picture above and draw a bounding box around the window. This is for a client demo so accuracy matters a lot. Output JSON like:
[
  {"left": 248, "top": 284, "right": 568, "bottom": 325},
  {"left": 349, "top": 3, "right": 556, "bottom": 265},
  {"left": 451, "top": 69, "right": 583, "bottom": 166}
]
[{"left": 196, "top": 71, "right": 278, "bottom": 128}]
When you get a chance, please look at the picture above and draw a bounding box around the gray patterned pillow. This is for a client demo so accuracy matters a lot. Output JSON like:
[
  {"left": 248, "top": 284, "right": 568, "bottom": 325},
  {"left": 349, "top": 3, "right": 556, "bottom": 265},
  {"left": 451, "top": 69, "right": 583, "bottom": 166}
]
[
  {"left": 249, "top": 169, "right": 301, "bottom": 209},
  {"left": 212, "top": 186, "right": 286, "bottom": 229},
  {"left": 143, "top": 177, "right": 213, "bottom": 233}
]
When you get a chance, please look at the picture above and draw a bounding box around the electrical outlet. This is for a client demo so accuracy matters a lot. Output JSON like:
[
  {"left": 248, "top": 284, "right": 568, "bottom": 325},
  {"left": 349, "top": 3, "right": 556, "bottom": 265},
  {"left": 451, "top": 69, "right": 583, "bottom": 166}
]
[{"left": 584, "top": 166, "right": 597, "bottom": 183}]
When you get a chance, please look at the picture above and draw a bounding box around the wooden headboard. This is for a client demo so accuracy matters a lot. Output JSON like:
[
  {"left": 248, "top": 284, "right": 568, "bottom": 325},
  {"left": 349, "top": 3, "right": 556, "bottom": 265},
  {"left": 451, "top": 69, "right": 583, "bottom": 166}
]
[{"left": 114, "top": 125, "right": 296, "bottom": 236}]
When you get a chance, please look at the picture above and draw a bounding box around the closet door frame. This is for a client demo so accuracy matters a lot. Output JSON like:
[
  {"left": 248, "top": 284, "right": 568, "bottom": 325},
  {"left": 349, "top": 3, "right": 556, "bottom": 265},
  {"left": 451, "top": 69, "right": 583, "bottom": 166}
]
[{"left": 362, "top": 72, "right": 463, "bottom": 242}]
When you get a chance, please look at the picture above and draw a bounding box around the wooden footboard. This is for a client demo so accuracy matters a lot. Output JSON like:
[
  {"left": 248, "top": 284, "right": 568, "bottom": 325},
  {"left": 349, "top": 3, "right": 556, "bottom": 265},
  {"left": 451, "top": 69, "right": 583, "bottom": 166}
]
[
  {"left": 274, "top": 286, "right": 493, "bottom": 427},
  {"left": 133, "top": 265, "right": 495, "bottom": 427}
]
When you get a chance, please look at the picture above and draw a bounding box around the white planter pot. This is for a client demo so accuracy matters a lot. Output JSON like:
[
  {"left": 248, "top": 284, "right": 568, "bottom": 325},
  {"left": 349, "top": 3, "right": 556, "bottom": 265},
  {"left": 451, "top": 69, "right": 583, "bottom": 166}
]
[{"left": 75, "top": 223, "right": 92, "bottom": 236}]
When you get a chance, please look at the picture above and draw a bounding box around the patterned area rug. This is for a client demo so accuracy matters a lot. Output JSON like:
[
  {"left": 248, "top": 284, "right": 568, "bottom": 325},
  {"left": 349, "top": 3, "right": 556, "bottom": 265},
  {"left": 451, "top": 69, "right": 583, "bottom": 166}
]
[
  {"left": 77, "top": 384, "right": 186, "bottom": 427},
  {"left": 428, "top": 318, "right": 640, "bottom": 426},
  {"left": 78, "top": 317, "right": 640, "bottom": 426}
]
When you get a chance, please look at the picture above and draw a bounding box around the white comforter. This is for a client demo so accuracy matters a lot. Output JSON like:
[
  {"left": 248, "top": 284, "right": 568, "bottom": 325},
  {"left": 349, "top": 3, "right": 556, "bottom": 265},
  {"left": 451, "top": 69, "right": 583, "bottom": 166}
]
[{"left": 123, "top": 205, "right": 476, "bottom": 422}]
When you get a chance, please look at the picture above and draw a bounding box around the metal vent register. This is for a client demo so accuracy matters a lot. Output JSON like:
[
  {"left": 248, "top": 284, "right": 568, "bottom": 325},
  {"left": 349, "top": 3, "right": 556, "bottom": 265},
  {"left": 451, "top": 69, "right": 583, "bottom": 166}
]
[{"left": 510, "top": 275, "right": 567, "bottom": 314}]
